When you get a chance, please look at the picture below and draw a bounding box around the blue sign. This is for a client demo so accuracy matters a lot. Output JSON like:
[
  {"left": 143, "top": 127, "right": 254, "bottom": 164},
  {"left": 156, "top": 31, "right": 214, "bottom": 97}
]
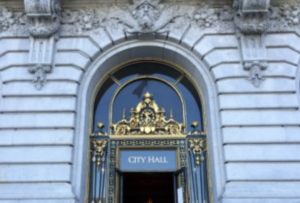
[{"left": 119, "top": 150, "right": 177, "bottom": 172}]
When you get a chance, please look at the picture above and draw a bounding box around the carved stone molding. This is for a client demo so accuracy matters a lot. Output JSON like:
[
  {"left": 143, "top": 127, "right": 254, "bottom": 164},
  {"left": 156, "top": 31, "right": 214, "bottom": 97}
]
[
  {"left": 60, "top": 1, "right": 221, "bottom": 36},
  {"left": 244, "top": 60, "right": 268, "bottom": 87},
  {"left": 233, "top": 0, "right": 270, "bottom": 34},
  {"left": 127, "top": 0, "right": 164, "bottom": 33},
  {"left": 193, "top": 4, "right": 218, "bottom": 28},
  {"left": 269, "top": 3, "right": 300, "bottom": 32},
  {"left": 238, "top": 34, "right": 268, "bottom": 87},
  {"left": 23, "top": 0, "right": 61, "bottom": 90},
  {"left": 28, "top": 36, "right": 56, "bottom": 90},
  {"left": 2, "top": 3, "right": 300, "bottom": 37},
  {"left": 0, "top": 7, "right": 17, "bottom": 33},
  {"left": 24, "top": 0, "right": 61, "bottom": 37},
  {"left": 0, "top": 6, "right": 27, "bottom": 36},
  {"left": 233, "top": 1, "right": 270, "bottom": 87}
]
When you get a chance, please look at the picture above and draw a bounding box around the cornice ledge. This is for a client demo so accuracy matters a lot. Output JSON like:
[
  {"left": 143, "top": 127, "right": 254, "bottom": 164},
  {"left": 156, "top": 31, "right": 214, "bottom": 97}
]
[
  {"left": 233, "top": 0, "right": 270, "bottom": 34},
  {"left": 59, "top": 1, "right": 235, "bottom": 36},
  {"left": 2, "top": 2, "right": 300, "bottom": 37}
]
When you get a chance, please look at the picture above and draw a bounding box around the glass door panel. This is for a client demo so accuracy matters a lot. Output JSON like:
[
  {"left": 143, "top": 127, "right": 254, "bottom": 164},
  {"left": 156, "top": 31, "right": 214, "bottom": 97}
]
[
  {"left": 174, "top": 168, "right": 186, "bottom": 203},
  {"left": 116, "top": 169, "right": 123, "bottom": 203}
]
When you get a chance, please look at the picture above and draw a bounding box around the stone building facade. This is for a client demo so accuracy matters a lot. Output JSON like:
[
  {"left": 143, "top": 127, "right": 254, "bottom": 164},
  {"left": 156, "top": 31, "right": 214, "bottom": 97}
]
[{"left": 0, "top": 0, "right": 300, "bottom": 203}]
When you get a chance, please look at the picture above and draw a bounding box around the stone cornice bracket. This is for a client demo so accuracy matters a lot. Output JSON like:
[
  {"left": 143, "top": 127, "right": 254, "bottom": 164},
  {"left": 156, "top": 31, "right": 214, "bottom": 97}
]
[
  {"left": 238, "top": 34, "right": 269, "bottom": 88},
  {"left": 28, "top": 36, "right": 56, "bottom": 90},
  {"left": 244, "top": 60, "right": 268, "bottom": 87},
  {"left": 234, "top": 0, "right": 270, "bottom": 87},
  {"left": 24, "top": 0, "right": 61, "bottom": 90},
  {"left": 233, "top": 0, "right": 270, "bottom": 34},
  {"left": 24, "top": 0, "right": 61, "bottom": 37}
]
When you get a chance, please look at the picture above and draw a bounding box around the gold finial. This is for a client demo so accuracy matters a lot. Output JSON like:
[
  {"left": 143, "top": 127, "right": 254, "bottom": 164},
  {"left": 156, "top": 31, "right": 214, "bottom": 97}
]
[
  {"left": 92, "top": 122, "right": 106, "bottom": 136},
  {"left": 143, "top": 92, "right": 153, "bottom": 104},
  {"left": 97, "top": 122, "right": 104, "bottom": 129},
  {"left": 189, "top": 121, "right": 206, "bottom": 135},
  {"left": 144, "top": 92, "right": 152, "bottom": 98},
  {"left": 192, "top": 121, "right": 199, "bottom": 129},
  {"left": 122, "top": 108, "right": 126, "bottom": 119}
]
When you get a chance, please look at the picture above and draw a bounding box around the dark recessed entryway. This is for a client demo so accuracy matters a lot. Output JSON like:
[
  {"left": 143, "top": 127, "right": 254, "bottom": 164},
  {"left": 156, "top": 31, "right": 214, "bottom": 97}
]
[{"left": 123, "top": 172, "right": 174, "bottom": 203}]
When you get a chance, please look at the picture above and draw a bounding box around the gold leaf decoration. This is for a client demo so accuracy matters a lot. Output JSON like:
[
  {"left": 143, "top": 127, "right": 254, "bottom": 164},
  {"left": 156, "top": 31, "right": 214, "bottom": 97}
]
[{"left": 111, "top": 92, "right": 184, "bottom": 135}]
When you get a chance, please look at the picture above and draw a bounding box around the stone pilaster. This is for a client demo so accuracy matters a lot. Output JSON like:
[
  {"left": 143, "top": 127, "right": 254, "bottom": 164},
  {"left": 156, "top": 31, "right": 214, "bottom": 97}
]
[
  {"left": 234, "top": 0, "right": 270, "bottom": 87},
  {"left": 24, "top": 0, "right": 61, "bottom": 89}
]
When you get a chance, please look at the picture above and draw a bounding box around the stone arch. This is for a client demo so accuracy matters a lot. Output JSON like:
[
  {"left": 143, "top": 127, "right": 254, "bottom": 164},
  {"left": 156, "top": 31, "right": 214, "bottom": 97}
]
[{"left": 72, "top": 39, "right": 225, "bottom": 203}]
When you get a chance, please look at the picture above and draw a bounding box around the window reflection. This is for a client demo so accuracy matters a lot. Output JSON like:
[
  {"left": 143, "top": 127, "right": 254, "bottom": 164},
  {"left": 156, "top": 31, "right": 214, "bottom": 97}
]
[
  {"left": 113, "top": 62, "right": 181, "bottom": 84},
  {"left": 177, "top": 77, "right": 203, "bottom": 132},
  {"left": 93, "top": 62, "right": 203, "bottom": 133},
  {"left": 112, "top": 79, "right": 183, "bottom": 125},
  {"left": 93, "top": 78, "right": 118, "bottom": 132}
]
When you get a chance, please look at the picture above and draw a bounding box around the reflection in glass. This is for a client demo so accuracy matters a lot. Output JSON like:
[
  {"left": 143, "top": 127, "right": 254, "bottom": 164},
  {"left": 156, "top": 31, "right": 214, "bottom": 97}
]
[
  {"left": 113, "top": 62, "right": 182, "bottom": 84},
  {"left": 93, "top": 62, "right": 203, "bottom": 133},
  {"left": 176, "top": 77, "right": 203, "bottom": 132},
  {"left": 93, "top": 78, "right": 118, "bottom": 132},
  {"left": 91, "top": 62, "right": 208, "bottom": 203},
  {"left": 113, "top": 79, "right": 183, "bottom": 125}
]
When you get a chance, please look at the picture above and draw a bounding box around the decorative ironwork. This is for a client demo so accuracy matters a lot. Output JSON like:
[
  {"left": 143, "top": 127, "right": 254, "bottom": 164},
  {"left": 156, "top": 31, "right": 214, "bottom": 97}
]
[
  {"left": 188, "top": 121, "right": 206, "bottom": 135},
  {"left": 90, "top": 111, "right": 209, "bottom": 203},
  {"left": 88, "top": 122, "right": 209, "bottom": 203},
  {"left": 92, "top": 122, "right": 107, "bottom": 136},
  {"left": 108, "top": 139, "right": 187, "bottom": 203},
  {"left": 187, "top": 133, "right": 209, "bottom": 203},
  {"left": 188, "top": 121, "right": 207, "bottom": 165},
  {"left": 89, "top": 127, "right": 108, "bottom": 203},
  {"left": 111, "top": 92, "right": 185, "bottom": 135},
  {"left": 189, "top": 138, "right": 207, "bottom": 165},
  {"left": 91, "top": 139, "right": 108, "bottom": 168}
]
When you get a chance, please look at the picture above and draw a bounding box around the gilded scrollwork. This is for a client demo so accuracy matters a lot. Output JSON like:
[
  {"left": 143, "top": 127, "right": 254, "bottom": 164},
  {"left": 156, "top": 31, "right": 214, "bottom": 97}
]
[
  {"left": 189, "top": 138, "right": 206, "bottom": 165},
  {"left": 91, "top": 139, "right": 108, "bottom": 168},
  {"left": 111, "top": 92, "right": 185, "bottom": 136}
]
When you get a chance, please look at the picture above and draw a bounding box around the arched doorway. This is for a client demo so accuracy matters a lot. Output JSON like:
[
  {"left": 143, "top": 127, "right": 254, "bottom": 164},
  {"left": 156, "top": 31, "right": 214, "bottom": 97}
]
[
  {"left": 72, "top": 41, "right": 225, "bottom": 203},
  {"left": 93, "top": 60, "right": 203, "bottom": 134},
  {"left": 90, "top": 60, "right": 208, "bottom": 203}
]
